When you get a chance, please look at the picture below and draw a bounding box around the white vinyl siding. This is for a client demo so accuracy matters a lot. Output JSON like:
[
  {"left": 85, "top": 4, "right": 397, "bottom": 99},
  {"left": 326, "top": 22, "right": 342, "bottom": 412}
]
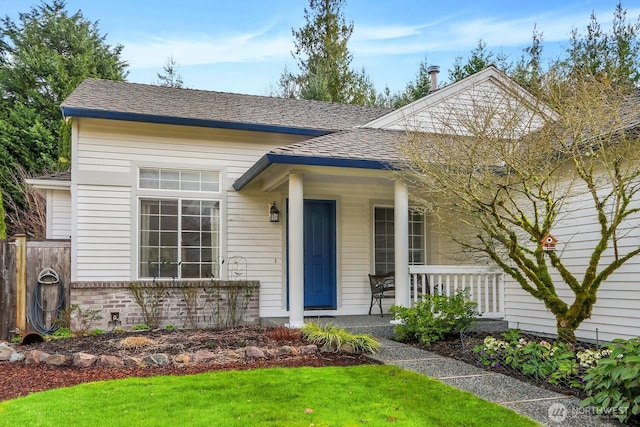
[
  {"left": 75, "top": 185, "right": 132, "bottom": 281},
  {"left": 48, "top": 189, "right": 71, "bottom": 239}
]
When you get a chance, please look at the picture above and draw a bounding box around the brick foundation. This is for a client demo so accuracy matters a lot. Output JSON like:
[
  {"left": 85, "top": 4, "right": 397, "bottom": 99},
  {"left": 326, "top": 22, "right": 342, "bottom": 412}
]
[{"left": 70, "top": 280, "right": 260, "bottom": 330}]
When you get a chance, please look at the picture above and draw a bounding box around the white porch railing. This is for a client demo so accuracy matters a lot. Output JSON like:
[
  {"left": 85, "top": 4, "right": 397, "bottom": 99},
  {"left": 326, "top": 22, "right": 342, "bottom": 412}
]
[{"left": 408, "top": 265, "right": 505, "bottom": 319}]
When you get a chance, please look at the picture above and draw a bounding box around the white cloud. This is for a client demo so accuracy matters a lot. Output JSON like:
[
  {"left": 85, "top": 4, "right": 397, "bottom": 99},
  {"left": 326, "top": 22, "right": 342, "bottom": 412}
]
[
  {"left": 349, "top": 5, "right": 640, "bottom": 58},
  {"left": 122, "top": 26, "right": 293, "bottom": 70}
]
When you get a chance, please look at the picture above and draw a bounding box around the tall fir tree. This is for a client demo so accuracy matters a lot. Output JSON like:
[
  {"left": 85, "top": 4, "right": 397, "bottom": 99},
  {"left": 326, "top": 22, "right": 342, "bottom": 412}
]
[{"left": 278, "top": 0, "right": 377, "bottom": 105}]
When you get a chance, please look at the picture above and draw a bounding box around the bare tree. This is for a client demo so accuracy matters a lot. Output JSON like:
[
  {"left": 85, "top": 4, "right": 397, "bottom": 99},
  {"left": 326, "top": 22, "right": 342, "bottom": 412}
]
[
  {"left": 3, "top": 166, "right": 46, "bottom": 238},
  {"left": 398, "top": 72, "right": 640, "bottom": 342}
]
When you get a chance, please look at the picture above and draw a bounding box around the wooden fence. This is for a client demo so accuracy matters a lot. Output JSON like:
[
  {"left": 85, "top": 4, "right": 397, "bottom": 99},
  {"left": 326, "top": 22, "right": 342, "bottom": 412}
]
[{"left": 0, "top": 235, "right": 70, "bottom": 340}]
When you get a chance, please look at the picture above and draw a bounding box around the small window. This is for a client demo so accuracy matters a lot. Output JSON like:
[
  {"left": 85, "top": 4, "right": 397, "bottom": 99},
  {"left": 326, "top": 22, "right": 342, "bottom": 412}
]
[{"left": 139, "top": 168, "right": 220, "bottom": 192}]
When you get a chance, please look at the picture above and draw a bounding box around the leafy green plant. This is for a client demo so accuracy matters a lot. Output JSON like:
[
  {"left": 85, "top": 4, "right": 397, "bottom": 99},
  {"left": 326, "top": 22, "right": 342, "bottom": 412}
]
[
  {"left": 390, "top": 289, "right": 479, "bottom": 345},
  {"left": 90, "top": 329, "right": 104, "bottom": 336},
  {"left": 51, "top": 327, "right": 72, "bottom": 339},
  {"left": 112, "top": 327, "right": 126, "bottom": 334},
  {"left": 472, "top": 330, "right": 625, "bottom": 392},
  {"left": 54, "top": 305, "right": 102, "bottom": 337},
  {"left": 581, "top": 337, "right": 640, "bottom": 424},
  {"left": 165, "top": 324, "right": 176, "bottom": 332},
  {"left": 132, "top": 324, "right": 151, "bottom": 331},
  {"left": 301, "top": 322, "right": 380, "bottom": 354}
]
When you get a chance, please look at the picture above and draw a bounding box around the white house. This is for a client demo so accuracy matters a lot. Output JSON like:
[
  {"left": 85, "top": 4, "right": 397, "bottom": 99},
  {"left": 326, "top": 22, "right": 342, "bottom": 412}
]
[{"left": 29, "top": 66, "right": 640, "bottom": 341}]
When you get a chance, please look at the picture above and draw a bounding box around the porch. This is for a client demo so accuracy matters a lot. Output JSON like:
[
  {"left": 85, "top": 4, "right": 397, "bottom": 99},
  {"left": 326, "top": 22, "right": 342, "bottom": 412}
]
[{"left": 263, "top": 264, "right": 507, "bottom": 338}]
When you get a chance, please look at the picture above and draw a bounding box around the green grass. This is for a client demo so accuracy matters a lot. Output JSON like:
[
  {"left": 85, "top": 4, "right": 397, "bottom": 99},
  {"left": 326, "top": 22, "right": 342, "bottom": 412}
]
[{"left": 0, "top": 365, "right": 538, "bottom": 426}]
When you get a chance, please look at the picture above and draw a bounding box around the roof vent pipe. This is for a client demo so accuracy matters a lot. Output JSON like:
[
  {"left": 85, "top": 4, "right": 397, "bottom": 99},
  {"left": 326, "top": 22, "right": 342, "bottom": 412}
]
[{"left": 427, "top": 65, "right": 440, "bottom": 92}]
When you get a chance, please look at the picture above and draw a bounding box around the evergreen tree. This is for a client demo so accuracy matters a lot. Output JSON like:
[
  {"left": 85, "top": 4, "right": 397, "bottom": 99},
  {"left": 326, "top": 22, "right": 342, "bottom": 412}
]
[
  {"left": 448, "top": 40, "right": 511, "bottom": 82},
  {"left": 278, "top": 0, "right": 378, "bottom": 105},
  {"left": 156, "top": 56, "right": 184, "bottom": 88},
  {"left": 560, "top": 1, "right": 639, "bottom": 86},
  {"left": 512, "top": 26, "right": 544, "bottom": 92}
]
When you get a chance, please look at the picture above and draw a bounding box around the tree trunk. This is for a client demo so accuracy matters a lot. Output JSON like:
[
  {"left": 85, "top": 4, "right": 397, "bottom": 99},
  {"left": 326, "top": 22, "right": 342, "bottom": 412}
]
[{"left": 556, "top": 319, "right": 577, "bottom": 343}]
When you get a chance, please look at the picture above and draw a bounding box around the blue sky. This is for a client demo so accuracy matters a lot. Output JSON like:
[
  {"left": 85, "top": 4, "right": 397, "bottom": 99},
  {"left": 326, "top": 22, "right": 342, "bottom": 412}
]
[{"left": 1, "top": 0, "right": 638, "bottom": 95}]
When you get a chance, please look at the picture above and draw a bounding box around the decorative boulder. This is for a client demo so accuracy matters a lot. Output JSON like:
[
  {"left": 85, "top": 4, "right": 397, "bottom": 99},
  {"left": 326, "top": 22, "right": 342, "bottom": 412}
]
[
  {"left": 73, "top": 352, "right": 98, "bottom": 368},
  {"left": 97, "top": 355, "right": 125, "bottom": 368}
]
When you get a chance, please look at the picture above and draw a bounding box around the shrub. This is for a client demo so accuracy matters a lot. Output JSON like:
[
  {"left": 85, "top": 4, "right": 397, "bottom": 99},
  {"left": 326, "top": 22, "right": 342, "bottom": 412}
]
[
  {"left": 132, "top": 324, "right": 151, "bottom": 331},
  {"left": 390, "top": 289, "right": 478, "bottom": 345},
  {"left": 581, "top": 337, "right": 640, "bottom": 424},
  {"left": 129, "top": 280, "right": 168, "bottom": 329},
  {"left": 55, "top": 304, "right": 102, "bottom": 337},
  {"left": 301, "top": 322, "right": 380, "bottom": 354}
]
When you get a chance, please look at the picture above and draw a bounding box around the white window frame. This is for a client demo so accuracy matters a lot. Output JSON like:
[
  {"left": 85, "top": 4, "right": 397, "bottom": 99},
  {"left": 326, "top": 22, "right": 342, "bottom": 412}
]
[
  {"left": 136, "top": 167, "right": 222, "bottom": 280},
  {"left": 372, "top": 205, "right": 426, "bottom": 275}
]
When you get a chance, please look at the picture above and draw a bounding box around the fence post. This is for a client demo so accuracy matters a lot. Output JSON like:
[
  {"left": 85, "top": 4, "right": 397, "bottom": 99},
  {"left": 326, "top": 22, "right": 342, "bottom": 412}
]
[{"left": 15, "top": 234, "right": 27, "bottom": 334}]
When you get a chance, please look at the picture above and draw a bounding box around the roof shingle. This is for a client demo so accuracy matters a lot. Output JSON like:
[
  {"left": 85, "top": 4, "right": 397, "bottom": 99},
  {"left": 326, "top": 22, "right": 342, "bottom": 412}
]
[{"left": 62, "top": 79, "right": 393, "bottom": 132}]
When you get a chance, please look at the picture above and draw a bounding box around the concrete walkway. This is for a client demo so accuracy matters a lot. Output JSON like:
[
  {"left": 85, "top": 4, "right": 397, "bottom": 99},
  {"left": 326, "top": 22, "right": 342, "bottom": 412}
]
[
  {"left": 263, "top": 315, "right": 621, "bottom": 426},
  {"left": 369, "top": 338, "right": 620, "bottom": 426}
]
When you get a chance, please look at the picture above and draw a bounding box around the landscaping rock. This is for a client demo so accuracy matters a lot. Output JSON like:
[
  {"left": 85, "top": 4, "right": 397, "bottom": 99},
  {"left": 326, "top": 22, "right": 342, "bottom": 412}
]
[
  {"left": 25, "top": 350, "right": 50, "bottom": 364},
  {"left": 275, "top": 345, "right": 296, "bottom": 357},
  {"left": 143, "top": 353, "right": 169, "bottom": 366},
  {"left": 0, "top": 346, "right": 16, "bottom": 361},
  {"left": 46, "top": 354, "right": 66, "bottom": 366},
  {"left": 174, "top": 353, "right": 191, "bottom": 364},
  {"left": 9, "top": 352, "right": 25, "bottom": 363},
  {"left": 73, "top": 352, "right": 98, "bottom": 368},
  {"left": 97, "top": 355, "right": 125, "bottom": 368},
  {"left": 244, "top": 346, "right": 265, "bottom": 358},
  {"left": 300, "top": 345, "right": 318, "bottom": 354},
  {"left": 193, "top": 349, "right": 217, "bottom": 363},
  {"left": 123, "top": 356, "right": 144, "bottom": 367},
  {"left": 226, "top": 350, "right": 241, "bottom": 360},
  {"left": 339, "top": 343, "right": 355, "bottom": 354}
]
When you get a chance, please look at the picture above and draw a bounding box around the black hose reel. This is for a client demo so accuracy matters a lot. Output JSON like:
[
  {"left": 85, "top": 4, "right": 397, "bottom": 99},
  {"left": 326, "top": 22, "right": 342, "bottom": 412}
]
[{"left": 27, "top": 268, "right": 65, "bottom": 335}]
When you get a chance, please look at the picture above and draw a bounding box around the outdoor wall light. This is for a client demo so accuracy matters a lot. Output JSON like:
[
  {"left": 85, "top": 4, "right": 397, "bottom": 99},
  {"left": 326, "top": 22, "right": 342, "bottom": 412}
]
[{"left": 269, "top": 201, "right": 280, "bottom": 223}]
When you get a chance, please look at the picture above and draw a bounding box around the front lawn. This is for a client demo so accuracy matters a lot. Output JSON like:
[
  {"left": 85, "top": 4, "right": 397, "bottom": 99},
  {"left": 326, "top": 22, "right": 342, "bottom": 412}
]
[{"left": 0, "top": 365, "right": 537, "bottom": 426}]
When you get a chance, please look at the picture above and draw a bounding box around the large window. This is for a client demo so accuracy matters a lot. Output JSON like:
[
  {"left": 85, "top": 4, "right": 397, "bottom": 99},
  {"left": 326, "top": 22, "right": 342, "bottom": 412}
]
[
  {"left": 139, "top": 168, "right": 220, "bottom": 279},
  {"left": 374, "top": 206, "right": 425, "bottom": 274}
]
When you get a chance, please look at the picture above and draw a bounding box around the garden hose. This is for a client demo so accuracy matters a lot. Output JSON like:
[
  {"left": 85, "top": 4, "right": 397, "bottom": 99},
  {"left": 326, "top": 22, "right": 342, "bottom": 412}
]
[{"left": 27, "top": 268, "right": 65, "bottom": 335}]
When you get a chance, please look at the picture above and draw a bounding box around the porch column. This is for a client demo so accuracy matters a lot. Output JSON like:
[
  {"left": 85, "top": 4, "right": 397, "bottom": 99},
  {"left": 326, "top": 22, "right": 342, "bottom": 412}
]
[
  {"left": 394, "top": 179, "right": 410, "bottom": 308},
  {"left": 288, "top": 173, "right": 305, "bottom": 328}
]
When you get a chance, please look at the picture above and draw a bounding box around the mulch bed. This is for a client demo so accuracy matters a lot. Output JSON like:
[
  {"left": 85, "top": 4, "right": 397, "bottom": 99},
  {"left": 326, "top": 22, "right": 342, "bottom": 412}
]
[{"left": 0, "top": 326, "right": 373, "bottom": 402}]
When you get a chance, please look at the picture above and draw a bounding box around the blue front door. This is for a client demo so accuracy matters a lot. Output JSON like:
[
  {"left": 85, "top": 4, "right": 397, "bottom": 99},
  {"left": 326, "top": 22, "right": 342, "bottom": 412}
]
[{"left": 303, "top": 200, "right": 336, "bottom": 309}]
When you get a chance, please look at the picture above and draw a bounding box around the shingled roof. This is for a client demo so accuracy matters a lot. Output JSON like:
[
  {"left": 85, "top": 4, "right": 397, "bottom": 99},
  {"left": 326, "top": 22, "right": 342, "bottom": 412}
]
[
  {"left": 61, "top": 79, "right": 393, "bottom": 135},
  {"left": 232, "top": 128, "right": 410, "bottom": 190},
  {"left": 272, "top": 128, "right": 407, "bottom": 163}
]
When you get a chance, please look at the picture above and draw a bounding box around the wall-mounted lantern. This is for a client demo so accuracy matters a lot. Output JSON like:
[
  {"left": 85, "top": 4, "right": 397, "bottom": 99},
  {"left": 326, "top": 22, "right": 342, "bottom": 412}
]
[
  {"left": 541, "top": 233, "right": 558, "bottom": 251},
  {"left": 269, "top": 201, "right": 280, "bottom": 223}
]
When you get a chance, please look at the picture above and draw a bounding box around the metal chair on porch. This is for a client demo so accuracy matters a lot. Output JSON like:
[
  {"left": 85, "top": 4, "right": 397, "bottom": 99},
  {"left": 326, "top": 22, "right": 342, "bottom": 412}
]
[{"left": 368, "top": 272, "right": 395, "bottom": 316}]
